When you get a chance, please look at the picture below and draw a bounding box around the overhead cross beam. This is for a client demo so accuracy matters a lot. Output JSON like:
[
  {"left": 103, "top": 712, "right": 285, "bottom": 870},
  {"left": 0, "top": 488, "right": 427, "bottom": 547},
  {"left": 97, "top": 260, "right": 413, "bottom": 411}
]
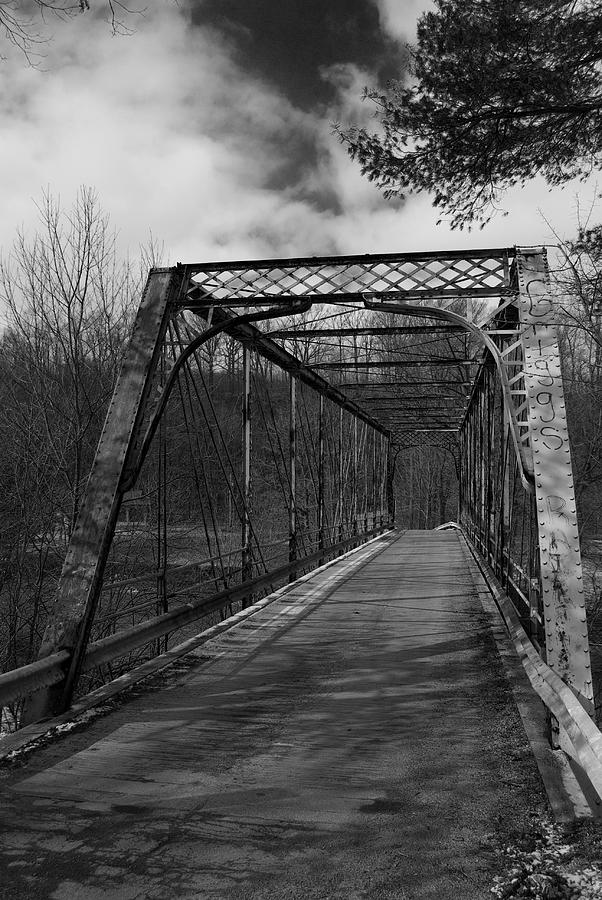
[
  {"left": 184, "top": 247, "right": 514, "bottom": 304},
  {"left": 338, "top": 380, "right": 472, "bottom": 388},
  {"left": 267, "top": 325, "right": 466, "bottom": 338},
  {"left": 310, "top": 359, "right": 473, "bottom": 369}
]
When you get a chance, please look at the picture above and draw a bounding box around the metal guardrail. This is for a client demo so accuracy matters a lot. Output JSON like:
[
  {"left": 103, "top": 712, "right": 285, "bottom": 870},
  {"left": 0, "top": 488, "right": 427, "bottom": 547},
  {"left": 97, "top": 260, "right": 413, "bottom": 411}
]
[
  {"left": 462, "top": 529, "right": 602, "bottom": 802},
  {"left": 0, "top": 525, "right": 390, "bottom": 712},
  {"left": 99, "top": 546, "right": 245, "bottom": 592},
  {"left": 0, "top": 652, "right": 70, "bottom": 708}
]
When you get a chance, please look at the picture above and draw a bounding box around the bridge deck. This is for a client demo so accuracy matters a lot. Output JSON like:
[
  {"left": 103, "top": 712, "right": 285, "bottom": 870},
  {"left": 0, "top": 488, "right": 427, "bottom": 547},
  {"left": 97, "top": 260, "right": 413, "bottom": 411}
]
[{"left": 0, "top": 531, "right": 547, "bottom": 900}]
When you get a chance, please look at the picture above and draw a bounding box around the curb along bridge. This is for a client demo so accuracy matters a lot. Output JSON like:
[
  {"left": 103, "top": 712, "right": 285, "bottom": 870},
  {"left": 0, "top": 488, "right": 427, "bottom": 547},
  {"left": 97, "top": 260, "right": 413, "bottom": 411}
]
[{"left": 1, "top": 246, "right": 601, "bottom": 897}]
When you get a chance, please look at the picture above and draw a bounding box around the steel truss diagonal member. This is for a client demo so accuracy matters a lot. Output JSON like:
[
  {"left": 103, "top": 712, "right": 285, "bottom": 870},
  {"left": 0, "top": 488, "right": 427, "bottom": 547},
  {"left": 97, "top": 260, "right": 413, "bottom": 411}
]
[{"left": 23, "top": 268, "right": 184, "bottom": 723}]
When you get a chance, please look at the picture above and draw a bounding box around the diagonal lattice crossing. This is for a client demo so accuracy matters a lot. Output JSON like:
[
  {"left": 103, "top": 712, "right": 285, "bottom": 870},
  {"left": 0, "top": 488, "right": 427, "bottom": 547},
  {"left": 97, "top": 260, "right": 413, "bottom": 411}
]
[{"left": 188, "top": 250, "right": 512, "bottom": 303}]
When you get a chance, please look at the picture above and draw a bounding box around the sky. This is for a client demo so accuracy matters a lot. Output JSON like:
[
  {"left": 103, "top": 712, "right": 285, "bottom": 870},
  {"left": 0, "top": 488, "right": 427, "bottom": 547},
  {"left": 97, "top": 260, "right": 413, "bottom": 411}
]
[{"left": 0, "top": 0, "right": 599, "bottom": 266}]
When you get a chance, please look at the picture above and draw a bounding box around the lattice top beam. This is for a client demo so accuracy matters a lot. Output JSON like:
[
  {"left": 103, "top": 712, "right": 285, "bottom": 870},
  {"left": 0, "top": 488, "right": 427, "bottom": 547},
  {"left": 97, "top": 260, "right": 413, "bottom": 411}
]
[{"left": 184, "top": 248, "right": 514, "bottom": 305}]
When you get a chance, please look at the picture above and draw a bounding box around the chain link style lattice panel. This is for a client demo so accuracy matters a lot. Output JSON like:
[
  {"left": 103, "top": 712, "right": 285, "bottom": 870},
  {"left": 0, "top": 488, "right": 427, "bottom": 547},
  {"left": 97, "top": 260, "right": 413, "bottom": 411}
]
[{"left": 187, "top": 249, "right": 514, "bottom": 304}]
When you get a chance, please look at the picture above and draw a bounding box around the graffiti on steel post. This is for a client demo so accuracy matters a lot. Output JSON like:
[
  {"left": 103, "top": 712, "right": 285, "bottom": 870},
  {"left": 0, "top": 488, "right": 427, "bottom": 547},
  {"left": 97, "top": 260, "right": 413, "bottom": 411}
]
[{"left": 517, "top": 249, "right": 593, "bottom": 710}]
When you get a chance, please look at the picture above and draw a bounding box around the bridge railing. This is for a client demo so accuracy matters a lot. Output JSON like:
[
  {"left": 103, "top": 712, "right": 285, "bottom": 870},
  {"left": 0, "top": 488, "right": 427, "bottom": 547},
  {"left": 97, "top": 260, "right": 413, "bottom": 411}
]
[
  {"left": 0, "top": 524, "right": 387, "bottom": 715},
  {"left": 459, "top": 358, "right": 542, "bottom": 647}
]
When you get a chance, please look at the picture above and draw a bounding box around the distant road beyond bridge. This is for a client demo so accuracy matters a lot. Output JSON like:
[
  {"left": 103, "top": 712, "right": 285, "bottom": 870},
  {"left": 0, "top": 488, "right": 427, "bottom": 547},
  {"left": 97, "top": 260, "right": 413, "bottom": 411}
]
[{"left": 0, "top": 529, "right": 558, "bottom": 899}]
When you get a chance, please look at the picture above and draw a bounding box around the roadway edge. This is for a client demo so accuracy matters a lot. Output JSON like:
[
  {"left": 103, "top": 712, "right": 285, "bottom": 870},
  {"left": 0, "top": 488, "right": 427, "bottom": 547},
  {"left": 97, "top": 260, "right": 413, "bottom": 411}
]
[{"left": 458, "top": 532, "right": 601, "bottom": 821}]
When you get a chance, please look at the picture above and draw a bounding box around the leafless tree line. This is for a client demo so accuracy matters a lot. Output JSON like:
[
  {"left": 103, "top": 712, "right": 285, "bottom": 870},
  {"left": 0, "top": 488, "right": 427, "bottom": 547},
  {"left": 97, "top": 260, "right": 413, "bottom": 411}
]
[{"left": 0, "top": 189, "right": 139, "bottom": 728}]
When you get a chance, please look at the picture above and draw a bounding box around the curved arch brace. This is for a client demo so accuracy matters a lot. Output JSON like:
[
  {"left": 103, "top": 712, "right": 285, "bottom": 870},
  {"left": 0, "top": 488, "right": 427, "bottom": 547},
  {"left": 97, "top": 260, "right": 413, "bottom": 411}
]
[
  {"left": 363, "top": 299, "right": 533, "bottom": 491},
  {"left": 122, "top": 300, "right": 313, "bottom": 491}
]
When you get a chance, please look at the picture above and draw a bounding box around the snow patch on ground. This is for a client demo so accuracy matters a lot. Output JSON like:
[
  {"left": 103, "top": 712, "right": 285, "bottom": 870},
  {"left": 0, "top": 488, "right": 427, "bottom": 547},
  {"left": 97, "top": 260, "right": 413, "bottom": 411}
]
[
  {"left": 491, "top": 819, "right": 602, "bottom": 899},
  {"left": 0, "top": 704, "right": 116, "bottom": 770}
]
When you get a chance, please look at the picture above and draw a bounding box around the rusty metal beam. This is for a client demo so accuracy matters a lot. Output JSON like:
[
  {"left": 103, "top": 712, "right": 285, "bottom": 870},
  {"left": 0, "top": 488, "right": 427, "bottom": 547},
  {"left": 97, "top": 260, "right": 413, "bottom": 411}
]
[
  {"left": 186, "top": 247, "right": 515, "bottom": 273},
  {"left": 23, "top": 268, "right": 188, "bottom": 722}
]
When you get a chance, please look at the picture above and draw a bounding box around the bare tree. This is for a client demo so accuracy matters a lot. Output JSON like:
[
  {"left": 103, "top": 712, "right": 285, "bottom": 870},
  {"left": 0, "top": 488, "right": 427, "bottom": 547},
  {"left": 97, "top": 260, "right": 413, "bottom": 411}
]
[
  {"left": 545, "top": 224, "right": 602, "bottom": 539},
  {"left": 1, "top": 0, "right": 136, "bottom": 63},
  {"left": 0, "top": 188, "right": 138, "bottom": 728}
]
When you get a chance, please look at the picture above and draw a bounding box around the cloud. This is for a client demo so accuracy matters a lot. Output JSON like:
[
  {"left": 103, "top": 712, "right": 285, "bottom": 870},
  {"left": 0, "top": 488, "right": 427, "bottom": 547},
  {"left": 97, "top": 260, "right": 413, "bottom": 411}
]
[
  {"left": 190, "top": 0, "right": 406, "bottom": 108},
  {"left": 0, "top": 6, "right": 317, "bottom": 257},
  {"left": 371, "top": 0, "right": 432, "bottom": 42},
  {"left": 0, "top": 4, "right": 406, "bottom": 263},
  {"left": 0, "top": 0, "right": 598, "bottom": 282}
]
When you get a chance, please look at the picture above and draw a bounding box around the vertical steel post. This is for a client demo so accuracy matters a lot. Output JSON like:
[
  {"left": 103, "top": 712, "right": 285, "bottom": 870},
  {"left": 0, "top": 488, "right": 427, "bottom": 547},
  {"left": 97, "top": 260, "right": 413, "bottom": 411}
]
[
  {"left": 459, "top": 420, "right": 466, "bottom": 530},
  {"left": 241, "top": 345, "right": 252, "bottom": 590},
  {"left": 386, "top": 438, "right": 395, "bottom": 525},
  {"left": 156, "top": 341, "right": 168, "bottom": 654},
  {"left": 517, "top": 248, "right": 593, "bottom": 714},
  {"left": 479, "top": 382, "right": 486, "bottom": 553},
  {"left": 372, "top": 428, "right": 378, "bottom": 529},
  {"left": 502, "top": 413, "right": 510, "bottom": 583},
  {"left": 377, "top": 434, "right": 382, "bottom": 527},
  {"left": 362, "top": 423, "right": 369, "bottom": 534},
  {"left": 289, "top": 374, "right": 297, "bottom": 581},
  {"left": 338, "top": 408, "right": 344, "bottom": 542},
  {"left": 318, "top": 395, "right": 325, "bottom": 562},
  {"left": 352, "top": 417, "right": 358, "bottom": 535},
  {"left": 493, "top": 374, "right": 507, "bottom": 581},
  {"left": 408, "top": 452, "right": 414, "bottom": 529}
]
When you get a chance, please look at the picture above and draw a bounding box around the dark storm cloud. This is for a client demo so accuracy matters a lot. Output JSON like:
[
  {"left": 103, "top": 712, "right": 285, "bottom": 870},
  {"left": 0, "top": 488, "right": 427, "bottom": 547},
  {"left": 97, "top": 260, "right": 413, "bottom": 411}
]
[
  {"left": 188, "top": 0, "right": 409, "bottom": 216},
  {"left": 267, "top": 131, "right": 344, "bottom": 215},
  {"left": 191, "top": 0, "right": 408, "bottom": 109}
]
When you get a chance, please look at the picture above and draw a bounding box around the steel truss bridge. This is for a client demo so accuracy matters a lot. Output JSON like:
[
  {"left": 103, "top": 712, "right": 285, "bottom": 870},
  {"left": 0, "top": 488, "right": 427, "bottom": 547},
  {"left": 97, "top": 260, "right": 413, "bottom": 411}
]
[{"left": 1, "top": 245, "right": 600, "bottom": 798}]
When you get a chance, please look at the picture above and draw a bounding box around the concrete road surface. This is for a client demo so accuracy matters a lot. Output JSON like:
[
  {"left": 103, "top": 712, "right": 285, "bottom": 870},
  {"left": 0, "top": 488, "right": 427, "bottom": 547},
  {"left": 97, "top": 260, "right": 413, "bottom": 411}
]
[{"left": 0, "top": 531, "right": 547, "bottom": 899}]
